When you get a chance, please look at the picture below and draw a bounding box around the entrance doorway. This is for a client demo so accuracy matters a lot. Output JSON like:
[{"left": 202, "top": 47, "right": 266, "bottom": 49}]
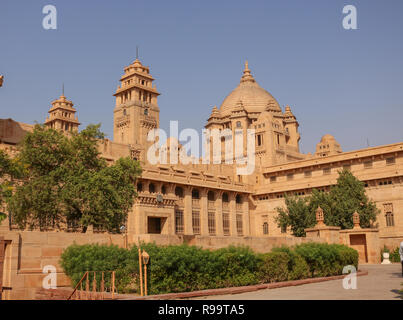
[
  {"left": 349, "top": 234, "right": 368, "bottom": 264},
  {"left": 148, "top": 217, "right": 162, "bottom": 234}
]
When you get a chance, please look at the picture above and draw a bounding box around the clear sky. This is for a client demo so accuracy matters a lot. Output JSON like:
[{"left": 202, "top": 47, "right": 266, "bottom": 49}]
[{"left": 1, "top": 0, "right": 402, "bottom": 154}]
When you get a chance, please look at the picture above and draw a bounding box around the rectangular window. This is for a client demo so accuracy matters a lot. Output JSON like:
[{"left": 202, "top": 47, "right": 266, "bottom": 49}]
[
  {"left": 281, "top": 225, "right": 287, "bottom": 234},
  {"left": 304, "top": 171, "right": 312, "bottom": 178},
  {"left": 208, "top": 211, "right": 216, "bottom": 235},
  {"left": 385, "top": 212, "right": 395, "bottom": 227},
  {"left": 364, "top": 160, "right": 373, "bottom": 169},
  {"left": 386, "top": 157, "right": 395, "bottom": 165},
  {"left": 236, "top": 214, "right": 243, "bottom": 236},
  {"left": 287, "top": 173, "right": 294, "bottom": 181},
  {"left": 175, "top": 211, "right": 184, "bottom": 234},
  {"left": 222, "top": 212, "right": 230, "bottom": 236},
  {"left": 257, "top": 134, "right": 263, "bottom": 146},
  {"left": 323, "top": 168, "right": 331, "bottom": 175},
  {"left": 192, "top": 211, "right": 200, "bottom": 235},
  {"left": 270, "top": 176, "right": 277, "bottom": 183},
  {"left": 263, "top": 222, "right": 269, "bottom": 235}
]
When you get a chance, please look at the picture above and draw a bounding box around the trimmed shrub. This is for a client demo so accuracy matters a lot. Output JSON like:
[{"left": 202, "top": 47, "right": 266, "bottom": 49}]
[
  {"left": 60, "top": 243, "right": 139, "bottom": 293},
  {"left": 259, "top": 251, "right": 289, "bottom": 283},
  {"left": 383, "top": 246, "right": 401, "bottom": 263},
  {"left": 294, "top": 243, "right": 358, "bottom": 277},
  {"left": 60, "top": 242, "right": 358, "bottom": 295},
  {"left": 136, "top": 244, "right": 262, "bottom": 294},
  {"left": 272, "top": 246, "right": 310, "bottom": 280}
]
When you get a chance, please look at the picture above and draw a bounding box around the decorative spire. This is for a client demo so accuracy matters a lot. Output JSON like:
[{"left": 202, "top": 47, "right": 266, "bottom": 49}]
[
  {"left": 284, "top": 105, "right": 297, "bottom": 122},
  {"left": 316, "top": 206, "right": 325, "bottom": 226},
  {"left": 240, "top": 60, "right": 255, "bottom": 83},
  {"left": 353, "top": 211, "right": 361, "bottom": 229}
]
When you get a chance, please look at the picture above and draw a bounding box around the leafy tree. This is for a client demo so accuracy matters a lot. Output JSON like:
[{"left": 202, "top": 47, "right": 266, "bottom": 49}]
[
  {"left": 0, "top": 149, "right": 23, "bottom": 223},
  {"left": 6, "top": 124, "right": 142, "bottom": 232},
  {"left": 275, "top": 169, "right": 379, "bottom": 236},
  {"left": 275, "top": 196, "right": 315, "bottom": 237},
  {"left": 325, "top": 169, "right": 378, "bottom": 229}
]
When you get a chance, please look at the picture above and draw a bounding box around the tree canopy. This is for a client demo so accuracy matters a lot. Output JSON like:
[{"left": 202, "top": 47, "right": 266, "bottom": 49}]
[
  {"left": 4, "top": 124, "right": 142, "bottom": 232},
  {"left": 275, "top": 169, "right": 379, "bottom": 236}
]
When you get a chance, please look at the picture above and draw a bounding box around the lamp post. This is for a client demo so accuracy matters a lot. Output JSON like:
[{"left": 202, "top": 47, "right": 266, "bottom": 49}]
[
  {"left": 138, "top": 238, "right": 143, "bottom": 296},
  {"left": 120, "top": 225, "right": 127, "bottom": 249},
  {"left": 141, "top": 250, "right": 150, "bottom": 296}
]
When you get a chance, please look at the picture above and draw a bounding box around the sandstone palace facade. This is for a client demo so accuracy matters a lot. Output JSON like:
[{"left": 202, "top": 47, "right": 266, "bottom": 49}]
[{"left": 0, "top": 58, "right": 402, "bottom": 298}]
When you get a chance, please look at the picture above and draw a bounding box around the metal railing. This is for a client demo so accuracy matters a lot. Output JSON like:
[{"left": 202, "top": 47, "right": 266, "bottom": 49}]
[{"left": 67, "top": 271, "right": 116, "bottom": 300}]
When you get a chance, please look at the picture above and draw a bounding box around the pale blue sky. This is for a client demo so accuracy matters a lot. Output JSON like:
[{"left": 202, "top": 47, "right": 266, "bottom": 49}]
[{"left": 1, "top": 0, "right": 402, "bottom": 154}]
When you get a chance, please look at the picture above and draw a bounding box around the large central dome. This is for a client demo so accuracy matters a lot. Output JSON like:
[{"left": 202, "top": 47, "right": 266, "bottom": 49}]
[{"left": 219, "top": 61, "right": 281, "bottom": 117}]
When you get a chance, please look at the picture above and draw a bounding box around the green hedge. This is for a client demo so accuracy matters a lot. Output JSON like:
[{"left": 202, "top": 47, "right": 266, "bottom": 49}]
[
  {"left": 60, "top": 242, "right": 358, "bottom": 295},
  {"left": 381, "top": 246, "right": 401, "bottom": 263},
  {"left": 294, "top": 243, "right": 358, "bottom": 277}
]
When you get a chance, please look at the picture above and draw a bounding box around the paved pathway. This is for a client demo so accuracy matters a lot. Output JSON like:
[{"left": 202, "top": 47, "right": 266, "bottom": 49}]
[{"left": 194, "top": 264, "right": 403, "bottom": 300}]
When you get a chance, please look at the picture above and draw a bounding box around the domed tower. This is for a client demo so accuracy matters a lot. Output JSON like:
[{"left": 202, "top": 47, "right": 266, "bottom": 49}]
[
  {"left": 205, "top": 61, "right": 305, "bottom": 170},
  {"left": 314, "top": 134, "right": 342, "bottom": 157},
  {"left": 113, "top": 58, "right": 160, "bottom": 163},
  {"left": 44, "top": 93, "right": 80, "bottom": 132}
]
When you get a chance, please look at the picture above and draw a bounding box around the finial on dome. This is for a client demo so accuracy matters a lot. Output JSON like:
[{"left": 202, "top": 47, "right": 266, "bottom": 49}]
[{"left": 240, "top": 60, "right": 255, "bottom": 83}]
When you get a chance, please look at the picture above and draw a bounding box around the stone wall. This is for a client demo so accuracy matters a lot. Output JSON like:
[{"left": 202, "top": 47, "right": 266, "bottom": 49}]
[{"left": 0, "top": 230, "right": 126, "bottom": 300}]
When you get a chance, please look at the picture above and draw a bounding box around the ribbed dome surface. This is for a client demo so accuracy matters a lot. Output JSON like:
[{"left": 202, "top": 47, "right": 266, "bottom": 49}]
[{"left": 219, "top": 62, "right": 281, "bottom": 117}]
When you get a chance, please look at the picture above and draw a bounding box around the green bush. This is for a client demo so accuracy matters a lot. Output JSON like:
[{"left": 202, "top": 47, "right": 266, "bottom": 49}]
[
  {"left": 137, "top": 244, "right": 261, "bottom": 294},
  {"left": 294, "top": 243, "right": 358, "bottom": 277},
  {"left": 60, "top": 242, "right": 358, "bottom": 295},
  {"left": 271, "top": 246, "right": 310, "bottom": 280},
  {"left": 383, "top": 246, "right": 401, "bottom": 263},
  {"left": 60, "top": 243, "right": 139, "bottom": 293},
  {"left": 259, "top": 251, "right": 289, "bottom": 283}
]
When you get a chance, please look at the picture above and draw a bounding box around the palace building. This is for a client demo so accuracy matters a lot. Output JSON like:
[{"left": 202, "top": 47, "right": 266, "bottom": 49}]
[
  {"left": 1, "top": 58, "right": 402, "bottom": 243},
  {"left": 1, "top": 58, "right": 403, "bottom": 298}
]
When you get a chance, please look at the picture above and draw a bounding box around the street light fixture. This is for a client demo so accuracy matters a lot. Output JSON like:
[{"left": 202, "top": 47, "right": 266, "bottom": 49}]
[{"left": 141, "top": 250, "right": 150, "bottom": 296}]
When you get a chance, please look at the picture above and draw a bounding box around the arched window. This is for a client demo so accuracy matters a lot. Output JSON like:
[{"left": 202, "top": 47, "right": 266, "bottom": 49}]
[
  {"left": 263, "top": 222, "right": 269, "bottom": 235},
  {"left": 137, "top": 182, "right": 143, "bottom": 192},
  {"left": 175, "top": 186, "right": 184, "bottom": 198},
  {"left": 192, "top": 189, "right": 200, "bottom": 199},
  {"left": 235, "top": 194, "right": 242, "bottom": 204},
  {"left": 207, "top": 191, "right": 215, "bottom": 201},
  {"left": 222, "top": 193, "right": 229, "bottom": 203},
  {"left": 144, "top": 108, "right": 148, "bottom": 115},
  {"left": 149, "top": 183, "right": 155, "bottom": 193},
  {"left": 161, "top": 185, "right": 167, "bottom": 195}
]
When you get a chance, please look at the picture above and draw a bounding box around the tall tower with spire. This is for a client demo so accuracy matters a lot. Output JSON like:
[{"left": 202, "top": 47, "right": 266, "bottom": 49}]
[
  {"left": 44, "top": 93, "right": 80, "bottom": 132},
  {"left": 113, "top": 58, "right": 160, "bottom": 162}
]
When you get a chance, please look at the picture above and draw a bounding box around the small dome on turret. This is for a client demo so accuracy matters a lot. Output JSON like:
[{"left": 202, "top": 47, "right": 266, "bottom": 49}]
[{"left": 315, "top": 134, "right": 342, "bottom": 157}]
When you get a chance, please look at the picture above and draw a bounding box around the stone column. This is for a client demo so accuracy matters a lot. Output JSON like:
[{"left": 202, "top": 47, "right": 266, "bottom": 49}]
[
  {"left": 183, "top": 186, "right": 193, "bottom": 235},
  {"left": 200, "top": 189, "right": 209, "bottom": 236},
  {"left": 216, "top": 191, "right": 224, "bottom": 236}
]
